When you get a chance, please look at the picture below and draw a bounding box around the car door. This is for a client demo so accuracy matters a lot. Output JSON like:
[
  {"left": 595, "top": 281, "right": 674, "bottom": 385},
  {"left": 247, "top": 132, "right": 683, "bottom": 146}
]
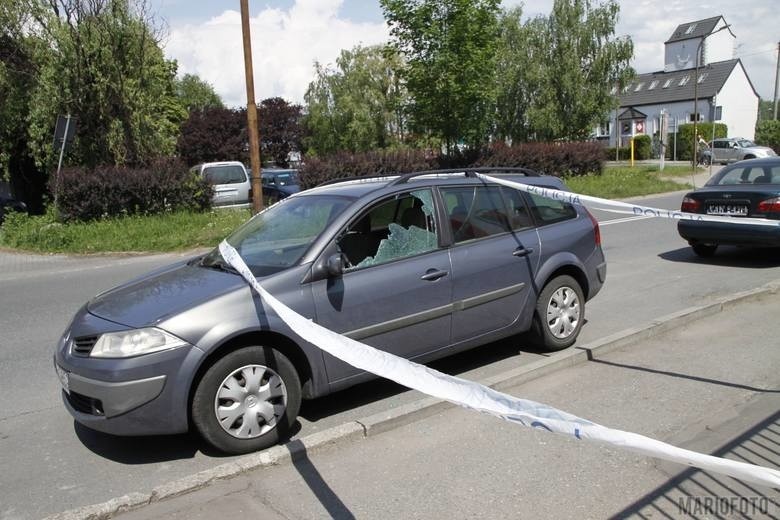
[
  {"left": 440, "top": 185, "right": 539, "bottom": 344},
  {"left": 310, "top": 188, "right": 453, "bottom": 384}
]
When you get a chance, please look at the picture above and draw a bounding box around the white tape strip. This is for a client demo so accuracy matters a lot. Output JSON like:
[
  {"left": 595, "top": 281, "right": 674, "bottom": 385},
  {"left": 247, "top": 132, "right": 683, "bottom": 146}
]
[
  {"left": 477, "top": 173, "right": 780, "bottom": 227},
  {"left": 219, "top": 241, "right": 780, "bottom": 489}
]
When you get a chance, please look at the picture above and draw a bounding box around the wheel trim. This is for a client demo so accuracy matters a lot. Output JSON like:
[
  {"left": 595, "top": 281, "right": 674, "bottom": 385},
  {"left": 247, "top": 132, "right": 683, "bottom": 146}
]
[
  {"left": 545, "top": 287, "right": 581, "bottom": 339},
  {"left": 214, "top": 364, "right": 288, "bottom": 439}
]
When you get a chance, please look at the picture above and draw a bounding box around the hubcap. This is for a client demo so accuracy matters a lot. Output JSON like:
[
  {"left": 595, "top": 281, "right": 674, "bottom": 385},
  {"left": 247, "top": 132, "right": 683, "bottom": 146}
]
[
  {"left": 546, "top": 286, "right": 580, "bottom": 339},
  {"left": 214, "top": 364, "right": 288, "bottom": 439}
]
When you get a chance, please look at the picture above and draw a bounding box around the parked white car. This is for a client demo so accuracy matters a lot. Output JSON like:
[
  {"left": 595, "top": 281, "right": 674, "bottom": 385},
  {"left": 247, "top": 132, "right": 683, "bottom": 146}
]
[
  {"left": 700, "top": 138, "right": 777, "bottom": 165},
  {"left": 190, "top": 162, "right": 252, "bottom": 208}
]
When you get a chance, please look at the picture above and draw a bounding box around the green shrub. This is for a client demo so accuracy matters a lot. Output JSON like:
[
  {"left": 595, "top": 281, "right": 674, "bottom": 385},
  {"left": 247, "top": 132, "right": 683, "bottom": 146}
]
[
  {"left": 755, "top": 120, "right": 780, "bottom": 153},
  {"left": 605, "top": 147, "right": 631, "bottom": 160},
  {"left": 51, "top": 158, "right": 214, "bottom": 222},
  {"left": 475, "top": 141, "right": 605, "bottom": 177},
  {"left": 668, "top": 123, "right": 727, "bottom": 161},
  {"left": 633, "top": 135, "right": 652, "bottom": 160}
]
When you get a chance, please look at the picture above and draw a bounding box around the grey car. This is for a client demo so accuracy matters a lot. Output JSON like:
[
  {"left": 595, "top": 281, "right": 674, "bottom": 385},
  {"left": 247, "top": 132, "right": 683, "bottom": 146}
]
[
  {"left": 54, "top": 168, "right": 606, "bottom": 454},
  {"left": 701, "top": 138, "right": 777, "bottom": 165}
]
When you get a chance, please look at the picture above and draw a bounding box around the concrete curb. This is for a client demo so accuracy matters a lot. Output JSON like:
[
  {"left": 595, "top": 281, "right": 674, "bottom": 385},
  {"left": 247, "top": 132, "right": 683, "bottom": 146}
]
[{"left": 44, "top": 280, "right": 780, "bottom": 520}]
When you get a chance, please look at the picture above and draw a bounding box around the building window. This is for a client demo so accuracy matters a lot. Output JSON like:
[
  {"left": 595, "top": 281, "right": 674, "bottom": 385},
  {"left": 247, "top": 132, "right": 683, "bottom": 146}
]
[
  {"left": 622, "top": 84, "right": 631, "bottom": 93},
  {"left": 662, "top": 79, "right": 672, "bottom": 88},
  {"left": 634, "top": 82, "right": 644, "bottom": 92},
  {"left": 648, "top": 80, "right": 659, "bottom": 90},
  {"left": 689, "top": 113, "right": 702, "bottom": 122},
  {"left": 697, "top": 73, "right": 708, "bottom": 83},
  {"left": 679, "top": 75, "right": 690, "bottom": 86},
  {"left": 685, "top": 23, "right": 697, "bottom": 35}
]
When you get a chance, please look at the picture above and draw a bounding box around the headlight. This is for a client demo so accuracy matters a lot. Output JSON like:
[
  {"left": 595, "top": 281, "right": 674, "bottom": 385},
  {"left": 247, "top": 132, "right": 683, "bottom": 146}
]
[{"left": 90, "top": 328, "right": 189, "bottom": 358}]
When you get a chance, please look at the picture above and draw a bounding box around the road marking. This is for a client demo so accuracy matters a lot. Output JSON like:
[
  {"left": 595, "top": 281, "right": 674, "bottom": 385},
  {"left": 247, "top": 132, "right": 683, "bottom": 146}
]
[{"left": 599, "top": 215, "right": 654, "bottom": 226}]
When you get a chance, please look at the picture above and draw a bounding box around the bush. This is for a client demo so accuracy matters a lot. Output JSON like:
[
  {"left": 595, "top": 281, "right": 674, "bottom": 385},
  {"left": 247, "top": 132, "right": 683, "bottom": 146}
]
[
  {"left": 668, "top": 123, "right": 727, "bottom": 161},
  {"left": 298, "top": 149, "right": 437, "bottom": 190},
  {"left": 605, "top": 147, "right": 631, "bottom": 160},
  {"left": 475, "top": 141, "right": 605, "bottom": 177},
  {"left": 633, "top": 135, "right": 652, "bottom": 160},
  {"left": 298, "top": 141, "right": 605, "bottom": 188},
  {"left": 755, "top": 120, "right": 780, "bottom": 153},
  {"left": 51, "top": 158, "right": 214, "bottom": 222}
]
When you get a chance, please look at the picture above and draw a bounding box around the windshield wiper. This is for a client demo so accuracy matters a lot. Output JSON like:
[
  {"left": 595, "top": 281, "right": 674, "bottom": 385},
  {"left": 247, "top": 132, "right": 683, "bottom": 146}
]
[{"left": 200, "top": 255, "right": 239, "bottom": 274}]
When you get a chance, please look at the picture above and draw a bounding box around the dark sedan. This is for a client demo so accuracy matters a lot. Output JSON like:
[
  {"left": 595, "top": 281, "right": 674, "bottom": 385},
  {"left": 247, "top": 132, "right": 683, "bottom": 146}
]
[
  {"left": 678, "top": 157, "right": 780, "bottom": 257},
  {"left": 261, "top": 169, "right": 300, "bottom": 203}
]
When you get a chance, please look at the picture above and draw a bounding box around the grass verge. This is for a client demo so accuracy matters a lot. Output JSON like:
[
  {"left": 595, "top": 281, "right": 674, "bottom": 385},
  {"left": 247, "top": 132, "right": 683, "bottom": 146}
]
[
  {"left": 0, "top": 208, "right": 251, "bottom": 254},
  {"left": 566, "top": 166, "right": 692, "bottom": 199}
]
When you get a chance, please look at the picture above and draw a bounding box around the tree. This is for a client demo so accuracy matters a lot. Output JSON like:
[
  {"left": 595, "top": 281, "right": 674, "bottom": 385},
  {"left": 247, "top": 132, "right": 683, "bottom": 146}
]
[
  {"left": 177, "top": 107, "right": 248, "bottom": 166},
  {"left": 259, "top": 97, "right": 303, "bottom": 167},
  {"left": 380, "top": 0, "right": 501, "bottom": 152},
  {"left": 304, "top": 45, "right": 408, "bottom": 155},
  {"left": 531, "top": 0, "right": 633, "bottom": 141},
  {"left": 175, "top": 73, "right": 224, "bottom": 112},
  {"left": 10, "top": 0, "right": 186, "bottom": 171}
]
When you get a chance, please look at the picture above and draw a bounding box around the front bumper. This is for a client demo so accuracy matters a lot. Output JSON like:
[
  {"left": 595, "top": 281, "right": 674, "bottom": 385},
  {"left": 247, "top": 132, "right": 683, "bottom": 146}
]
[
  {"left": 678, "top": 220, "right": 780, "bottom": 247},
  {"left": 55, "top": 309, "right": 206, "bottom": 436}
]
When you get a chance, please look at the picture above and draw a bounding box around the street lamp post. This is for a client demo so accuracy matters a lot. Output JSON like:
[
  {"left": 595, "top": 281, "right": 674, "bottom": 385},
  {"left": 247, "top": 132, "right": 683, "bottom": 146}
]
[{"left": 692, "top": 24, "right": 730, "bottom": 170}]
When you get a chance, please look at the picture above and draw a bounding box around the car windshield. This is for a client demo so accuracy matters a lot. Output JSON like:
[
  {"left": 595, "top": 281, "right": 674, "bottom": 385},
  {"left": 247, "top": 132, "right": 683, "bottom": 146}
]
[
  {"left": 203, "top": 195, "right": 352, "bottom": 276},
  {"left": 274, "top": 173, "right": 297, "bottom": 186}
]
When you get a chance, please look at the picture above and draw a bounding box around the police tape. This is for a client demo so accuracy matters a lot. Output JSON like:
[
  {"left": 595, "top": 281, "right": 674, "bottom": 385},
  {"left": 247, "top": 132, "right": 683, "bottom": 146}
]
[
  {"left": 477, "top": 173, "right": 780, "bottom": 227},
  {"left": 219, "top": 241, "right": 780, "bottom": 489}
]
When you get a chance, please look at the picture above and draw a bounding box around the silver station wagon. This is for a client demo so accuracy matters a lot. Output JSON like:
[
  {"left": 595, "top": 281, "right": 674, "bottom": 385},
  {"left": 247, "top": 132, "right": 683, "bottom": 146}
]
[{"left": 54, "top": 168, "right": 607, "bottom": 454}]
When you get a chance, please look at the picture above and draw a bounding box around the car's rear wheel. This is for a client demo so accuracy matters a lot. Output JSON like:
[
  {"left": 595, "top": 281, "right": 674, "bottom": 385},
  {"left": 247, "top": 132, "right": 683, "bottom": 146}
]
[
  {"left": 192, "top": 346, "right": 301, "bottom": 454},
  {"left": 691, "top": 243, "right": 717, "bottom": 257},
  {"left": 527, "top": 275, "right": 585, "bottom": 352}
]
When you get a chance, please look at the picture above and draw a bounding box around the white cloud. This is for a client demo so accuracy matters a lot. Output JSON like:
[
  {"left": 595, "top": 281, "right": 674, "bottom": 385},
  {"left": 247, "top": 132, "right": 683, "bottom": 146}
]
[{"left": 164, "top": 0, "right": 389, "bottom": 107}]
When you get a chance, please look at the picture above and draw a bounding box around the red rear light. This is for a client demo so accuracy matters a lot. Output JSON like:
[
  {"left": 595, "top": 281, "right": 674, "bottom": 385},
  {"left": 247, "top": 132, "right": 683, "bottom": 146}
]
[
  {"left": 681, "top": 196, "right": 701, "bottom": 213},
  {"left": 586, "top": 210, "right": 601, "bottom": 246},
  {"left": 757, "top": 197, "right": 780, "bottom": 213}
]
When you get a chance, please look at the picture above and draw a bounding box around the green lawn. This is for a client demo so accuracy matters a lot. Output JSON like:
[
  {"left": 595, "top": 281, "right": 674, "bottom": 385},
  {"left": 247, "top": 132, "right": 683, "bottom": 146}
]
[
  {"left": 0, "top": 208, "right": 251, "bottom": 254},
  {"left": 565, "top": 165, "right": 692, "bottom": 199}
]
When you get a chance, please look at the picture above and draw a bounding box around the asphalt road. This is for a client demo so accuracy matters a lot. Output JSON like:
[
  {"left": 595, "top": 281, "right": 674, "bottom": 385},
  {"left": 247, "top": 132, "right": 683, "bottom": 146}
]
[{"left": 1, "top": 188, "right": 780, "bottom": 519}]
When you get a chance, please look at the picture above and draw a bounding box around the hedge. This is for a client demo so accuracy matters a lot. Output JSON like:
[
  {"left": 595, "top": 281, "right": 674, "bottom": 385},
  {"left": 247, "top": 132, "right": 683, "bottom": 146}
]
[
  {"left": 298, "top": 142, "right": 605, "bottom": 189},
  {"left": 755, "top": 120, "right": 780, "bottom": 153},
  {"left": 51, "top": 158, "right": 214, "bottom": 222}
]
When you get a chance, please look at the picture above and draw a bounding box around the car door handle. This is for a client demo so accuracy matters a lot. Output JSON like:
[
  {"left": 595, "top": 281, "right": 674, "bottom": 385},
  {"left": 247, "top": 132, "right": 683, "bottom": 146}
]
[
  {"left": 420, "top": 269, "right": 449, "bottom": 281},
  {"left": 512, "top": 247, "right": 534, "bottom": 258}
]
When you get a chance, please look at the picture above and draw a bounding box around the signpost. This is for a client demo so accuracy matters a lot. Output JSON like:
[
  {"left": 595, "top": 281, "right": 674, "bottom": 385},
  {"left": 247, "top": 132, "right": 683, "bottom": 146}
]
[{"left": 53, "top": 114, "right": 77, "bottom": 205}]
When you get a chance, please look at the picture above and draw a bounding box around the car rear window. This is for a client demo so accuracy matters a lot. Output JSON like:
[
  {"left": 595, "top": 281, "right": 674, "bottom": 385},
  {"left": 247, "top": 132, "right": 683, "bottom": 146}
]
[
  {"left": 526, "top": 188, "right": 577, "bottom": 225},
  {"left": 709, "top": 165, "right": 780, "bottom": 186},
  {"left": 203, "top": 165, "right": 247, "bottom": 185}
]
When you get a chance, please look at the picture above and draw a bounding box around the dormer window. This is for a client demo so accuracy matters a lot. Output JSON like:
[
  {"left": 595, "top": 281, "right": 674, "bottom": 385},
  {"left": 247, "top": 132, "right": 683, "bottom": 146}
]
[
  {"left": 634, "top": 82, "right": 644, "bottom": 92},
  {"left": 697, "top": 73, "right": 708, "bottom": 83},
  {"left": 662, "top": 79, "right": 672, "bottom": 88},
  {"left": 679, "top": 75, "right": 690, "bottom": 86},
  {"left": 648, "top": 80, "right": 659, "bottom": 90},
  {"left": 685, "top": 23, "right": 697, "bottom": 35}
]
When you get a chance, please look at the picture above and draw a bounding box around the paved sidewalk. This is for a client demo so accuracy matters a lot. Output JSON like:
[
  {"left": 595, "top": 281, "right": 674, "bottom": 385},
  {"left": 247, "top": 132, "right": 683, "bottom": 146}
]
[{"left": 118, "top": 293, "right": 780, "bottom": 520}]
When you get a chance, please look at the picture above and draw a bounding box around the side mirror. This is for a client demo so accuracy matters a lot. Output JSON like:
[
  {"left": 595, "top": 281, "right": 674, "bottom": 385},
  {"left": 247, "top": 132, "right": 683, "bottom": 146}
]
[{"left": 326, "top": 253, "right": 346, "bottom": 277}]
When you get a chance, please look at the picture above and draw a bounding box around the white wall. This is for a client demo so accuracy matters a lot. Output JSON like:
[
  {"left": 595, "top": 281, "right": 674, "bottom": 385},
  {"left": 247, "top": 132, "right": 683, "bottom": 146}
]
[
  {"left": 716, "top": 63, "right": 759, "bottom": 139},
  {"left": 703, "top": 21, "right": 735, "bottom": 65}
]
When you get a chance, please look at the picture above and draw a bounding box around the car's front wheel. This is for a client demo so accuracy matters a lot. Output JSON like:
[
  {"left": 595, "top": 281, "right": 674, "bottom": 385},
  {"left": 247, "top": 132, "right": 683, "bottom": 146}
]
[
  {"left": 527, "top": 275, "right": 585, "bottom": 352},
  {"left": 192, "top": 346, "right": 301, "bottom": 454},
  {"left": 691, "top": 243, "right": 717, "bottom": 257}
]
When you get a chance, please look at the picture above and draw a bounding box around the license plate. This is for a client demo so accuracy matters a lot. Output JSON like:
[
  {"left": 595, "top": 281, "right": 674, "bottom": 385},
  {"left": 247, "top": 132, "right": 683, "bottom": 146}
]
[
  {"left": 707, "top": 204, "right": 748, "bottom": 216},
  {"left": 55, "top": 364, "right": 70, "bottom": 394}
]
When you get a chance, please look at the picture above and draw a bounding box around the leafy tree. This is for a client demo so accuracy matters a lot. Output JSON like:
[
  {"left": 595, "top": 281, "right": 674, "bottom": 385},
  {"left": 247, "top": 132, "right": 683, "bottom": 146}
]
[
  {"left": 380, "top": 0, "right": 501, "bottom": 153},
  {"left": 304, "top": 45, "right": 408, "bottom": 155},
  {"left": 758, "top": 99, "right": 777, "bottom": 121},
  {"left": 175, "top": 73, "right": 224, "bottom": 112},
  {"left": 259, "top": 97, "right": 303, "bottom": 167},
  {"left": 9, "top": 0, "right": 186, "bottom": 171},
  {"left": 177, "top": 107, "right": 248, "bottom": 166},
  {"left": 531, "top": 0, "right": 633, "bottom": 141},
  {"left": 755, "top": 120, "right": 780, "bottom": 153}
]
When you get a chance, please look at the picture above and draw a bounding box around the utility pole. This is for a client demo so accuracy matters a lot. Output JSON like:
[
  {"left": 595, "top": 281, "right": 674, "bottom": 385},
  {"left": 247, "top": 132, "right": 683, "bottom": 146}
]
[
  {"left": 773, "top": 41, "right": 779, "bottom": 120},
  {"left": 240, "top": 0, "right": 263, "bottom": 214}
]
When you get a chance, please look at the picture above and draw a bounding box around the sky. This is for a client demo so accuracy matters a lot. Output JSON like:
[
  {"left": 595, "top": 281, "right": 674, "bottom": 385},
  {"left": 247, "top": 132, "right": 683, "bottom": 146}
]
[{"left": 151, "top": 0, "right": 779, "bottom": 108}]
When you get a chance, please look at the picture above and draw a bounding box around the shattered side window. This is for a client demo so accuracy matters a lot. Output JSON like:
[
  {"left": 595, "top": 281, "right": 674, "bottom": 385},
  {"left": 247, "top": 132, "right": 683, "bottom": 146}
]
[{"left": 338, "top": 189, "right": 439, "bottom": 270}]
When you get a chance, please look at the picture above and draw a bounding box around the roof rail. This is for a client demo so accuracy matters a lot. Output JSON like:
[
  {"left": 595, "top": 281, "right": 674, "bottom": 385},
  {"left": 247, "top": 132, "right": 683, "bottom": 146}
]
[
  {"left": 315, "top": 166, "right": 541, "bottom": 188},
  {"left": 388, "top": 166, "right": 540, "bottom": 186}
]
